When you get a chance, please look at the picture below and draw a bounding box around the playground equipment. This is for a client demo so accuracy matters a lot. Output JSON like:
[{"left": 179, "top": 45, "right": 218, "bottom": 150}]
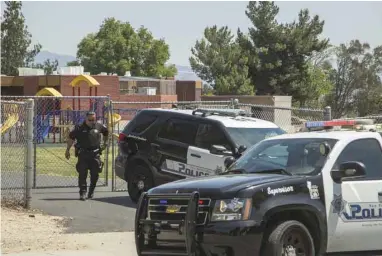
[
  {"left": 35, "top": 87, "right": 63, "bottom": 97},
  {"left": 104, "top": 100, "right": 122, "bottom": 139},
  {"left": 0, "top": 107, "right": 19, "bottom": 135},
  {"left": 70, "top": 74, "right": 100, "bottom": 110},
  {"left": 33, "top": 76, "right": 122, "bottom": 143},
  {"left": 109, "top": 113, "right": 122, "bottom": 140}
]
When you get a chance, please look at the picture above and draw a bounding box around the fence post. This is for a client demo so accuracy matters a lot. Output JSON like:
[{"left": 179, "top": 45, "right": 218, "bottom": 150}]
[
  {"left": 233, "top": 98, "right": 239, "bottom": 109},
  {"left": 105, "top": 94, "right": 111, "bottom": 187},
  {"left": 323, "top": 106, "right": 332, "bottom": 121},
  {"left": 25, "top": 98, "right": 34, "bottom": 209},
  {"left": 33, "top": 99, "right": 37, "bottom": 188},
  {"left": 110, "top": 99, "right": 115, "bottom": 192},
  {"left": 230, "top": 98, "right": 239, "bottom": 109}
]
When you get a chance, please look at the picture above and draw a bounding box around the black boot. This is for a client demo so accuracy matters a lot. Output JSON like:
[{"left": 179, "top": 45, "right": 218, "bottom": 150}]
[
  {"left": 80, "top": 193, "right": 87, "bottom": 201},
  {"left": 87, "top": 187, "right": 95, "bottom": 199}
]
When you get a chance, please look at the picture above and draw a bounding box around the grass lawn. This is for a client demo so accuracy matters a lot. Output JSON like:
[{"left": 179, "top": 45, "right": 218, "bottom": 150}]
[{"left": 1, "top": 143, "right": 117, "bottom": 179}]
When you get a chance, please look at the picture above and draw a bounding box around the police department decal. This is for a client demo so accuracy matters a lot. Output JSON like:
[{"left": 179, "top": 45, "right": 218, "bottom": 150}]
[
  {"left": 307, "top": 181, "right": 320, "bottom": 200},
  {"left": 162, "top": 159, "right": 213, "bottom": 177},
  {"left": 331, "top": 194, "right": 347, "bottom": 215},
  {"left": 331, "top": 195, "right": 382, "bottom": 222},
  {"left": 267, "top": 186, "right": 294, "bottom": 196}
]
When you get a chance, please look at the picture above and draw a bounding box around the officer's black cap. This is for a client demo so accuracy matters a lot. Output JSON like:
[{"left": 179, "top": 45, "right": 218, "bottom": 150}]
[{"left": 86, "top": 111, "right": 96, "bottom": 116}]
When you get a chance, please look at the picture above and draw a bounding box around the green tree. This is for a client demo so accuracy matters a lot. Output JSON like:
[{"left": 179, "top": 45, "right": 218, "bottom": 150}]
[
  {"left": 202, "top": 83, "right": 214, "bottom": 95},
  {"left": 76, "top": 18, "right": 177, "bottom": 77},
  {"left": 189, "top": 26, "right": 253, "bottom": 95},
  {"left": 161, "top": 64, "right": 178, "bottom": 78},
  {"left": 238, "top": 1, "right": 329, "bottom": 97},
  {"left": 1, "top": 1, "right": 41, "bottom": 75},
  {"left": 324, "top": 40, "right": 382, "bottom": 118},
  {"left": 293, "top": 48, "right": 335, "bottom": 108},
  {"left": 67, "top": 60, "right": 81, "bottom": 66},
  {"left": 293, "top": 62, "right": 333, "bottom": 108},
  {"left": 33, "top": 59, "right": 59, "bottom": 75}
]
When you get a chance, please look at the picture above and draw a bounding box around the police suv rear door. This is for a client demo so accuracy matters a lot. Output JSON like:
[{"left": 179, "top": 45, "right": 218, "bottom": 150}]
[
  {"left": 324, "top": 136, "right": 382, "bottom": 252},
  {"left": 187, "top": 122, "right": 234, "bottom": 176},
  {"left": 155, "top": 118, "right": 198, "bottom": 177}
]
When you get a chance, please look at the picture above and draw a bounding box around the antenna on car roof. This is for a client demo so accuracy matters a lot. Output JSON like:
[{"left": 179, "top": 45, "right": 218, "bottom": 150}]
[{"left": 191, "top": 108, "right": 248, "bottom": 117}]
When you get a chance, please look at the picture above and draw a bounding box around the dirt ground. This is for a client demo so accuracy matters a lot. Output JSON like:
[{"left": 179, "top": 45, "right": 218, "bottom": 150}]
[{"left": 1, "top": 206, "right": 87, "bottom": 254}]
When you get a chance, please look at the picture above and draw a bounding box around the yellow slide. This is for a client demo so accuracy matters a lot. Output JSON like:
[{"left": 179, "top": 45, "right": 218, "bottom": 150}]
[
  {"left": 107, "top": 113, "right": 122, "bottom": 140},
  {"left": 0, "top": 113, "right": 19, "bottom": 135}
]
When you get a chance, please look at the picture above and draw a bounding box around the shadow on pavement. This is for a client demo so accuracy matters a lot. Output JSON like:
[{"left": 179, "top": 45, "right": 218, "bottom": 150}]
[
  {"left": 40, "top": 196, "right": 137, "bottom": 209},
  {"left": 92, "top": 196, "right": 137, "bottom": 208}
]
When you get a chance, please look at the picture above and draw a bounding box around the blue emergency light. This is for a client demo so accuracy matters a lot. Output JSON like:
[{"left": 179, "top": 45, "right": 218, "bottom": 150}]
[{"left": 305, "top": 120, "right": 356, "bottom": 128}]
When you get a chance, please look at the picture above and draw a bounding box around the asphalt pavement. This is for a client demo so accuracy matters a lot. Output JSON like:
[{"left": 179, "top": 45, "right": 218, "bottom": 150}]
[{"left": 31, "top": 183, "right": 137, "bottom": 233}]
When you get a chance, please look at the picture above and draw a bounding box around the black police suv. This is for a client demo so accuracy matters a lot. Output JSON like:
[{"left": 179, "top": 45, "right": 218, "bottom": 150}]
[
  {"left": 115, "top": 108, "right": 286, "bottom": 203},
  {"left": 134, "top": 129, "right": 382, "bottom": 256}
]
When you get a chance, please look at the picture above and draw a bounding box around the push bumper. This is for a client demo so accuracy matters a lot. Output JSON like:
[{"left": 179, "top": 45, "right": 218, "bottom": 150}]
[{"left": 135, "top": 192, "right": 265, "bottom": 256}]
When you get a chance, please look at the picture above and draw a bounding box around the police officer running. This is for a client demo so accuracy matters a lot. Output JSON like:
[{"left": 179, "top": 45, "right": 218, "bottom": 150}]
[{"left": 65, "top": 111, "right": 109, "bottom": 201}]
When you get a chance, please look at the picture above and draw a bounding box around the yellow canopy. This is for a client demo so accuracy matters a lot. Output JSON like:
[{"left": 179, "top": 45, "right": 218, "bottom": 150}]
[
  {"left": 69, "top": 75, "right": 100, "bottom": 87},
  {"left": 35, "top": 87, "right": 63, "bottom": 97}
]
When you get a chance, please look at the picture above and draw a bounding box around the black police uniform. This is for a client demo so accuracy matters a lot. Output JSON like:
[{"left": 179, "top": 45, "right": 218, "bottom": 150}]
[{"left": 69, "top": 122, "right": 109, "bottom": 198}]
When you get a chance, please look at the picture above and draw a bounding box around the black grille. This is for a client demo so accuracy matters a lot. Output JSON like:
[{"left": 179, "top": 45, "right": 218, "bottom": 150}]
[{"left": 148, "top": 197, "right": 211, "bottom": 225}]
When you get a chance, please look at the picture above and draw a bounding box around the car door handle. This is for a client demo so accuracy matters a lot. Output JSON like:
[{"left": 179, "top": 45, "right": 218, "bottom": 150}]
[{"left": 190, "top": 153, "right": 201, "bottom": 158}]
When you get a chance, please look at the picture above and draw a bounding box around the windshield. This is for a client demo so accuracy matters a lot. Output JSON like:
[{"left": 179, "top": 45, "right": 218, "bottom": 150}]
[
  {"left": 226, "top": 127, "right": 286, "bottom": 148},
  {"left": 226, "top": 138, "right": 338, "bottom": 176}
]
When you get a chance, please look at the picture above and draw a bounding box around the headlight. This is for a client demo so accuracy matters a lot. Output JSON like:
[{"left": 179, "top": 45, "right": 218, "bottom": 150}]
[{"left": 211, "top": 198, "right": 252, "bottom": 221}]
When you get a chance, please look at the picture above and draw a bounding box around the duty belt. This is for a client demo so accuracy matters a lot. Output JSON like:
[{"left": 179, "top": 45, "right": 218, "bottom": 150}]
[{"left": 80, "top": 148, "right": 100, "bottom": 153}]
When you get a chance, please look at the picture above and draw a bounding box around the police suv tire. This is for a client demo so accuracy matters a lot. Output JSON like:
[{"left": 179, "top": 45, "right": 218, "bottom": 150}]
[
  {"left": 127, "top": 165, "right": 154, "bottom": 204},
  {"left": 263, "top": 220, "right": 315, "bottom": 256}
]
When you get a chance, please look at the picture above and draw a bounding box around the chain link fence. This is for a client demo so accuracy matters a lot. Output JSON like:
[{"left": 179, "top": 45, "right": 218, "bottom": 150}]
[
  {"left": 1, "top": 99, "right": 33, "bottom": 208},
  {"left": 1, "top": 95, "right": 330, "bottom": 194},
  {"left": 1, "top": 96, "right": 111, "bottom": 189},
  {"left": 236, "top": 103, "right": 328, "bottom": 133}
]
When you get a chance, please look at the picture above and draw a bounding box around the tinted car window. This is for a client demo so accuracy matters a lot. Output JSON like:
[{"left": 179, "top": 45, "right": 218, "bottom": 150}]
[
  {"left": 226, "top": 138, "right": 338, "bottom": 176},
  {"left": 129, "top": 113, "right": 158, "bottom": 134},
  {"left": 335, "top": 138, "right": 382, "bottom": 179},
  {"left": 158, "top": 118, "right": 197, "bottom": 145},
  {"left": 225, "top": 127, "right": 286, "bottom": 148},
  {"left": 195, "top": 123, "right": 232, "bottom": 150},
  {"left": 259, "top": 144, "right": 289, "bottom": 167}
]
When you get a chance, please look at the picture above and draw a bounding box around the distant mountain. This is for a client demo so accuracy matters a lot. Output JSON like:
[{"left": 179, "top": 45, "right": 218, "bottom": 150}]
[
  {"left": 174, "top": 65, "right": 202, "bottom": 81},
  {"left": 34, "top": 51, "right": 201, "bottom": 81},
  {"left": 34, "top": 51, "right": 76, "bottom": 67}
]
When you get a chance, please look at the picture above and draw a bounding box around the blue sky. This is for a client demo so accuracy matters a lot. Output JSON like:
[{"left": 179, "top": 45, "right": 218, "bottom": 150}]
[{"left": 3, "top": 1, "right": 382, "bottom": 66}]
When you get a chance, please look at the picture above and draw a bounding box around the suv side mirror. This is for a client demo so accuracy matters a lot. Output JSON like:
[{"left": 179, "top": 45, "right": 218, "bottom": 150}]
[
  {"left": 238, "top": 145, "right": 247, "bottom": 154},
  {"left": 210, "top": 145, "right": 232, "bottom": 156},
  {"left": 224, "top": 156, "right": 236, "bottom": 168},
  {"left": 330, "top": 161, "right": 366, "bottom": 183}
]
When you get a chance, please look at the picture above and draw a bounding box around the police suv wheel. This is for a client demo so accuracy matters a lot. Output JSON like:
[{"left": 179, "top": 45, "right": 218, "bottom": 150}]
[
  {"left": 264, "top": 220, "right": 315, "bottom": 256},
  {"left": 127, "top": 165, "right": 154, "bottom": 204}
]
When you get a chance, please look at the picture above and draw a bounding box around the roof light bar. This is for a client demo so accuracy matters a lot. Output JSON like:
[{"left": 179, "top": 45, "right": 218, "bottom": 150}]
[
  {"left": 305, "top": 120, "right": 356, "bottom": 128},
  {"left": 192, "top": 108, "right": 247, "bottom": 117}
]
